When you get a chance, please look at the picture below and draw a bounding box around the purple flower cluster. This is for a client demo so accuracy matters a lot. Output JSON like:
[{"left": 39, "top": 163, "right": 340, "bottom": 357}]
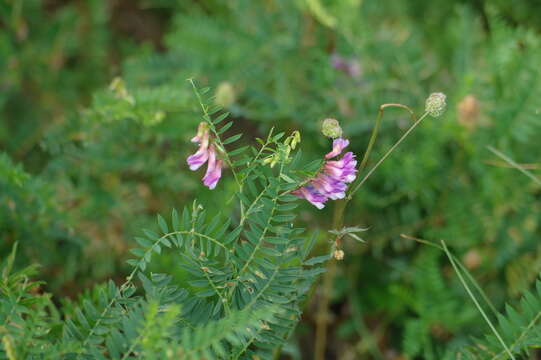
[
  {"left": 187, "top": 122, "right": 223, "bottom": 189},
  {"left": 331, "top": 53, "right": 361, "bottom": 79},
  {"left": 292, "top": 138, "right": 357, "bottom": 209}
]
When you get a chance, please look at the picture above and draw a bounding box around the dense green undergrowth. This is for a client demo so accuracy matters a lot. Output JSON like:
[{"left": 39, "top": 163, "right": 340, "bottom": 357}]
[{"left": 2, "top": 0, "right": 541, "bottom": 358}]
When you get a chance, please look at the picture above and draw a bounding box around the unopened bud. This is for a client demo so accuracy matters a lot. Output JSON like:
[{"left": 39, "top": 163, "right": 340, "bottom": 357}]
[
  {"left": 196, "top": 122, "right": 209, "bottom": 137},
  {"left": 262, "top": 156, "right": 273, "bottom": 165},
  {"left": 463, "top": 249, "right": 482, "bottom": 270},
  {"left": 262, "top": 154, "right": 279, "bottom": 168},
  {"left": 215, "top": 82, "right": 236, "bottom": 108},
  {"left": 109, "top": 77, "right": 135, "bottom": 105},
  {"left": 334, "top": 249, "right": 344, "bottom": 260},
  {"left": 288, "top": 131, "right": 301, "bottom": 149},
  {"left": 143, "top": 111, "right": 165, "bottom": 126},
  {"left": 457, "top": 95, "right": 480, "bottom": 130},
  {"left": 425, "top": 92, "right": 447, "bottom": 117},
  {"left": 321, "top": 118, "right": 343, "bottom": 138}
]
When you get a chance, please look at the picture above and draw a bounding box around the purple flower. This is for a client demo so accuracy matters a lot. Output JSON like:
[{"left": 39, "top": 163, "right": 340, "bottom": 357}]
[
  {"left": 325, "top": 138, "right": 349, "bottom": 159},
  {"left": 187, "top": 124, "right": 210, "bottom": 171},
  {"left": 311, "top": 174, "right": 347, "bottom": 200},
  {"left": 202, "top": 145, "right": 223, "bottom": 190},
  {"left": 187, "top": 122, "right": 223, "bottom": 189},
  {"left": 293, "top": 138, "right": 357, "bottom": 209},
  {"left": 331, "top": 53, "right": 362, "bottom": 79},
  {"left": 324, "top": 152, "right": 357, "bottom": 183},
  {"left": 292, "top": 186, "right": 327, "bottom": 209}
]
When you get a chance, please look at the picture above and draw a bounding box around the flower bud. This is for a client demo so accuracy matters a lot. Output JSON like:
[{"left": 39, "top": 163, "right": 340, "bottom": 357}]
[
  {"left": 196, "top": 122, "right": 209, "bottom": 138},
  {"left": 321, "top": 118, "right": 343, "bottom": 138},
  {"left": 109, "top": 77, "right": 135, "bottom": 105},
  {"left": 262, "top": 154, "right": 279, "bottom": 168},
  {"left": 262, "top": 156, "right": 273, "bottom": 165},
  {"left": 215, "top": 82, "right": 236, "bottom": 108},
  {"left": 457, "top": 94, "right": 480, "bottom": 130},
  {"left": 143, "top": 111, "right": 165, "bottom": 126},
  {"left": 463, "top": 249, "right": 482, "bottom": 270},
  {"left": 289, "top": 131, "right": 301, "bottom": 150},
  {"left": 334, "top": 249, "right": 344, "bottom": 260},
  {"left": 425, "top": 92, "right": 447, "bottom": 117}
]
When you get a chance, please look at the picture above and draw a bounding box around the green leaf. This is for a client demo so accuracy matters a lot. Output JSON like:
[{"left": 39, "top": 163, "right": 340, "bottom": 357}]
[
  {"left": 305, "top": 254, "right": 331, "bottom": 266},
  {"left": 214, "top": 112, "right": 230, "bottom": 124},
  {"left": 224, "top": 226, "right": 243, "bottom": 244},
  {"left": 218, "top": 120, "right": 233, "bottom": 134},
  {"left": 302, "top": 231, "right": 319, "bottom": 260},
  {"left": 143, "top": 229, "right": 160, "bottom": 241},
  {"left": 266, "top": 237, "right": 289, "bottom": 245},
  {"left": 196, "top": 289, "right": 216, "bottom": 298},
  {"left": 280, "top": 174, "right": 296, "bottom": 183},
  {"left": 172, "top": 208, "right": 180, "bottom": 230},
  {"left": 158, "top": 214, "right": 169, "bottom": 233},
  {"left": 229, "top": 146, "right": 249, "bottom": 156},
  {"left": 135, "top": 237, "right": 152, "bottom": 248},
  {"left": 161, "top": 237, "right": 172, "bottom": 248},
  {"left": 223, "top": 134, "right": 242, "bottom": 145},
  {"left": 130, "top": 248, "right": 145, "bottom": 257}
]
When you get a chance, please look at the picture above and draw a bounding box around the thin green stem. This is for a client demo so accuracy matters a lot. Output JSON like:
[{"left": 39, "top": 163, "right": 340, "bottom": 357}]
[
  {"left": 237, "top": 163, "right": 284, "bottom": 277},
  {"left": 242, "top": 127, "right": 275, "bottom": 184},
  {"left": 347, "top": 111, "right": 428, "bottom": 200},
  {"left": 350, "top": 288, "right": 385, "bottom": 359},
  {"left": 188, "top": 206, "right": 231, "bottom": 315},
  {"left": 357, "top": 104, "right": 416, "bottom": 174},
  {"left": 492, "top": 311, "right": 541, "bottom": 359},
  {"left": 400, "top": 234, "right": 498, "bottom": 316},
  {"left": 311, "top": 105, "right": 423, "bottom": 360},
  {"left": 441, "top": 240, "right": 515, "bottom": 360},
  {"left": 239, "top": 184, "right": 271, "bottom": 226},
  {"left": 188, "top": 79, "right": 241, "bottom": 187},
  {"left": 232, "top": 268, "right": 281, "bottom": 360},
  {"left": 487, "top": 146, "right": 541, "bottom": 186},
  {"left": 188, "top": 79, "right": 245, "bottom": 218},
  {"left": 314, "top": 198, "right": 346, "bottom": 360}
]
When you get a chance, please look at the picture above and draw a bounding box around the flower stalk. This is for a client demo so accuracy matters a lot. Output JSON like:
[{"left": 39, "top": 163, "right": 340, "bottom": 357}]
[{"left": 314, "top": 99, "right": 438, "bottom": 360}]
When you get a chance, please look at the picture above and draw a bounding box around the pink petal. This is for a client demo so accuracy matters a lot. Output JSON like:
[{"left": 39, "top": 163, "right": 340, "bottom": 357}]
[
  {"left": 202, "top": 147, "right": 222, "bottom": 190},
  {"left": 325, "top": 138, "right": 349, "bottom": 159},
  {"left": 187, "top": 127, "right": 211, "bottom": 171},
  {"left": 187, "top": 145, "right": 209, "bottom": 170}
]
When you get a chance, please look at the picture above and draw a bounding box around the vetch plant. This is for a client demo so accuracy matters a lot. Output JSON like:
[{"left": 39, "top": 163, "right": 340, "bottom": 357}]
[
  {"left": 0, "top": 81, "right": 443, "bottom": 359},
  {"left": 4, "top": 4, "right": 541, "bottom": 359}
]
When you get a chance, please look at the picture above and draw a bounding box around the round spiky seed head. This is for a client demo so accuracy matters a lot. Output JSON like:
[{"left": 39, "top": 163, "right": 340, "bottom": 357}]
[
  {"left": 334, "top": 249, "right": 345, "bottom": 260},
  {"left": 321, "top": 118, "right": 343, "bottom": 138},
  {"left": 425, "top": 92, "right": 447, "bottom": 117}
]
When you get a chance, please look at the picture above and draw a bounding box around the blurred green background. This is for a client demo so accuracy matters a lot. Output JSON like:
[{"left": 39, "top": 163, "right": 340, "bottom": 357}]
[{"left": 2, "top": 0, "right": 541, "bottom": 358}]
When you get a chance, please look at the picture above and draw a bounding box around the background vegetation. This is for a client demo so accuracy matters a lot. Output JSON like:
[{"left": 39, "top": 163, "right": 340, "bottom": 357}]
[{"left": 2, "top": 0, "right": 541, "bottom": 358}]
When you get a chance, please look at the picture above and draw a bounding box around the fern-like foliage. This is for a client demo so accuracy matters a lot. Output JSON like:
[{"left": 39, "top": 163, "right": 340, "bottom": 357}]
[
  {"left": 462, "top": 278, "right": 541, "bottom": 359},
  {"left": 399, "top": 249, "right": 477, "bottom": 359},
  {"left": 41, "top": 83, "right": 331, "bottom": 359},
  {"left": 0, "top": 244, "right": 71, "bottom": 359}
]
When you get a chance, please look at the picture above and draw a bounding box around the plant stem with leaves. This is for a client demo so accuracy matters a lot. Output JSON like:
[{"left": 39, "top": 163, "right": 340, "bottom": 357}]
[{"left": 314, "top": 105, "right": 428, "bottom": 360}]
